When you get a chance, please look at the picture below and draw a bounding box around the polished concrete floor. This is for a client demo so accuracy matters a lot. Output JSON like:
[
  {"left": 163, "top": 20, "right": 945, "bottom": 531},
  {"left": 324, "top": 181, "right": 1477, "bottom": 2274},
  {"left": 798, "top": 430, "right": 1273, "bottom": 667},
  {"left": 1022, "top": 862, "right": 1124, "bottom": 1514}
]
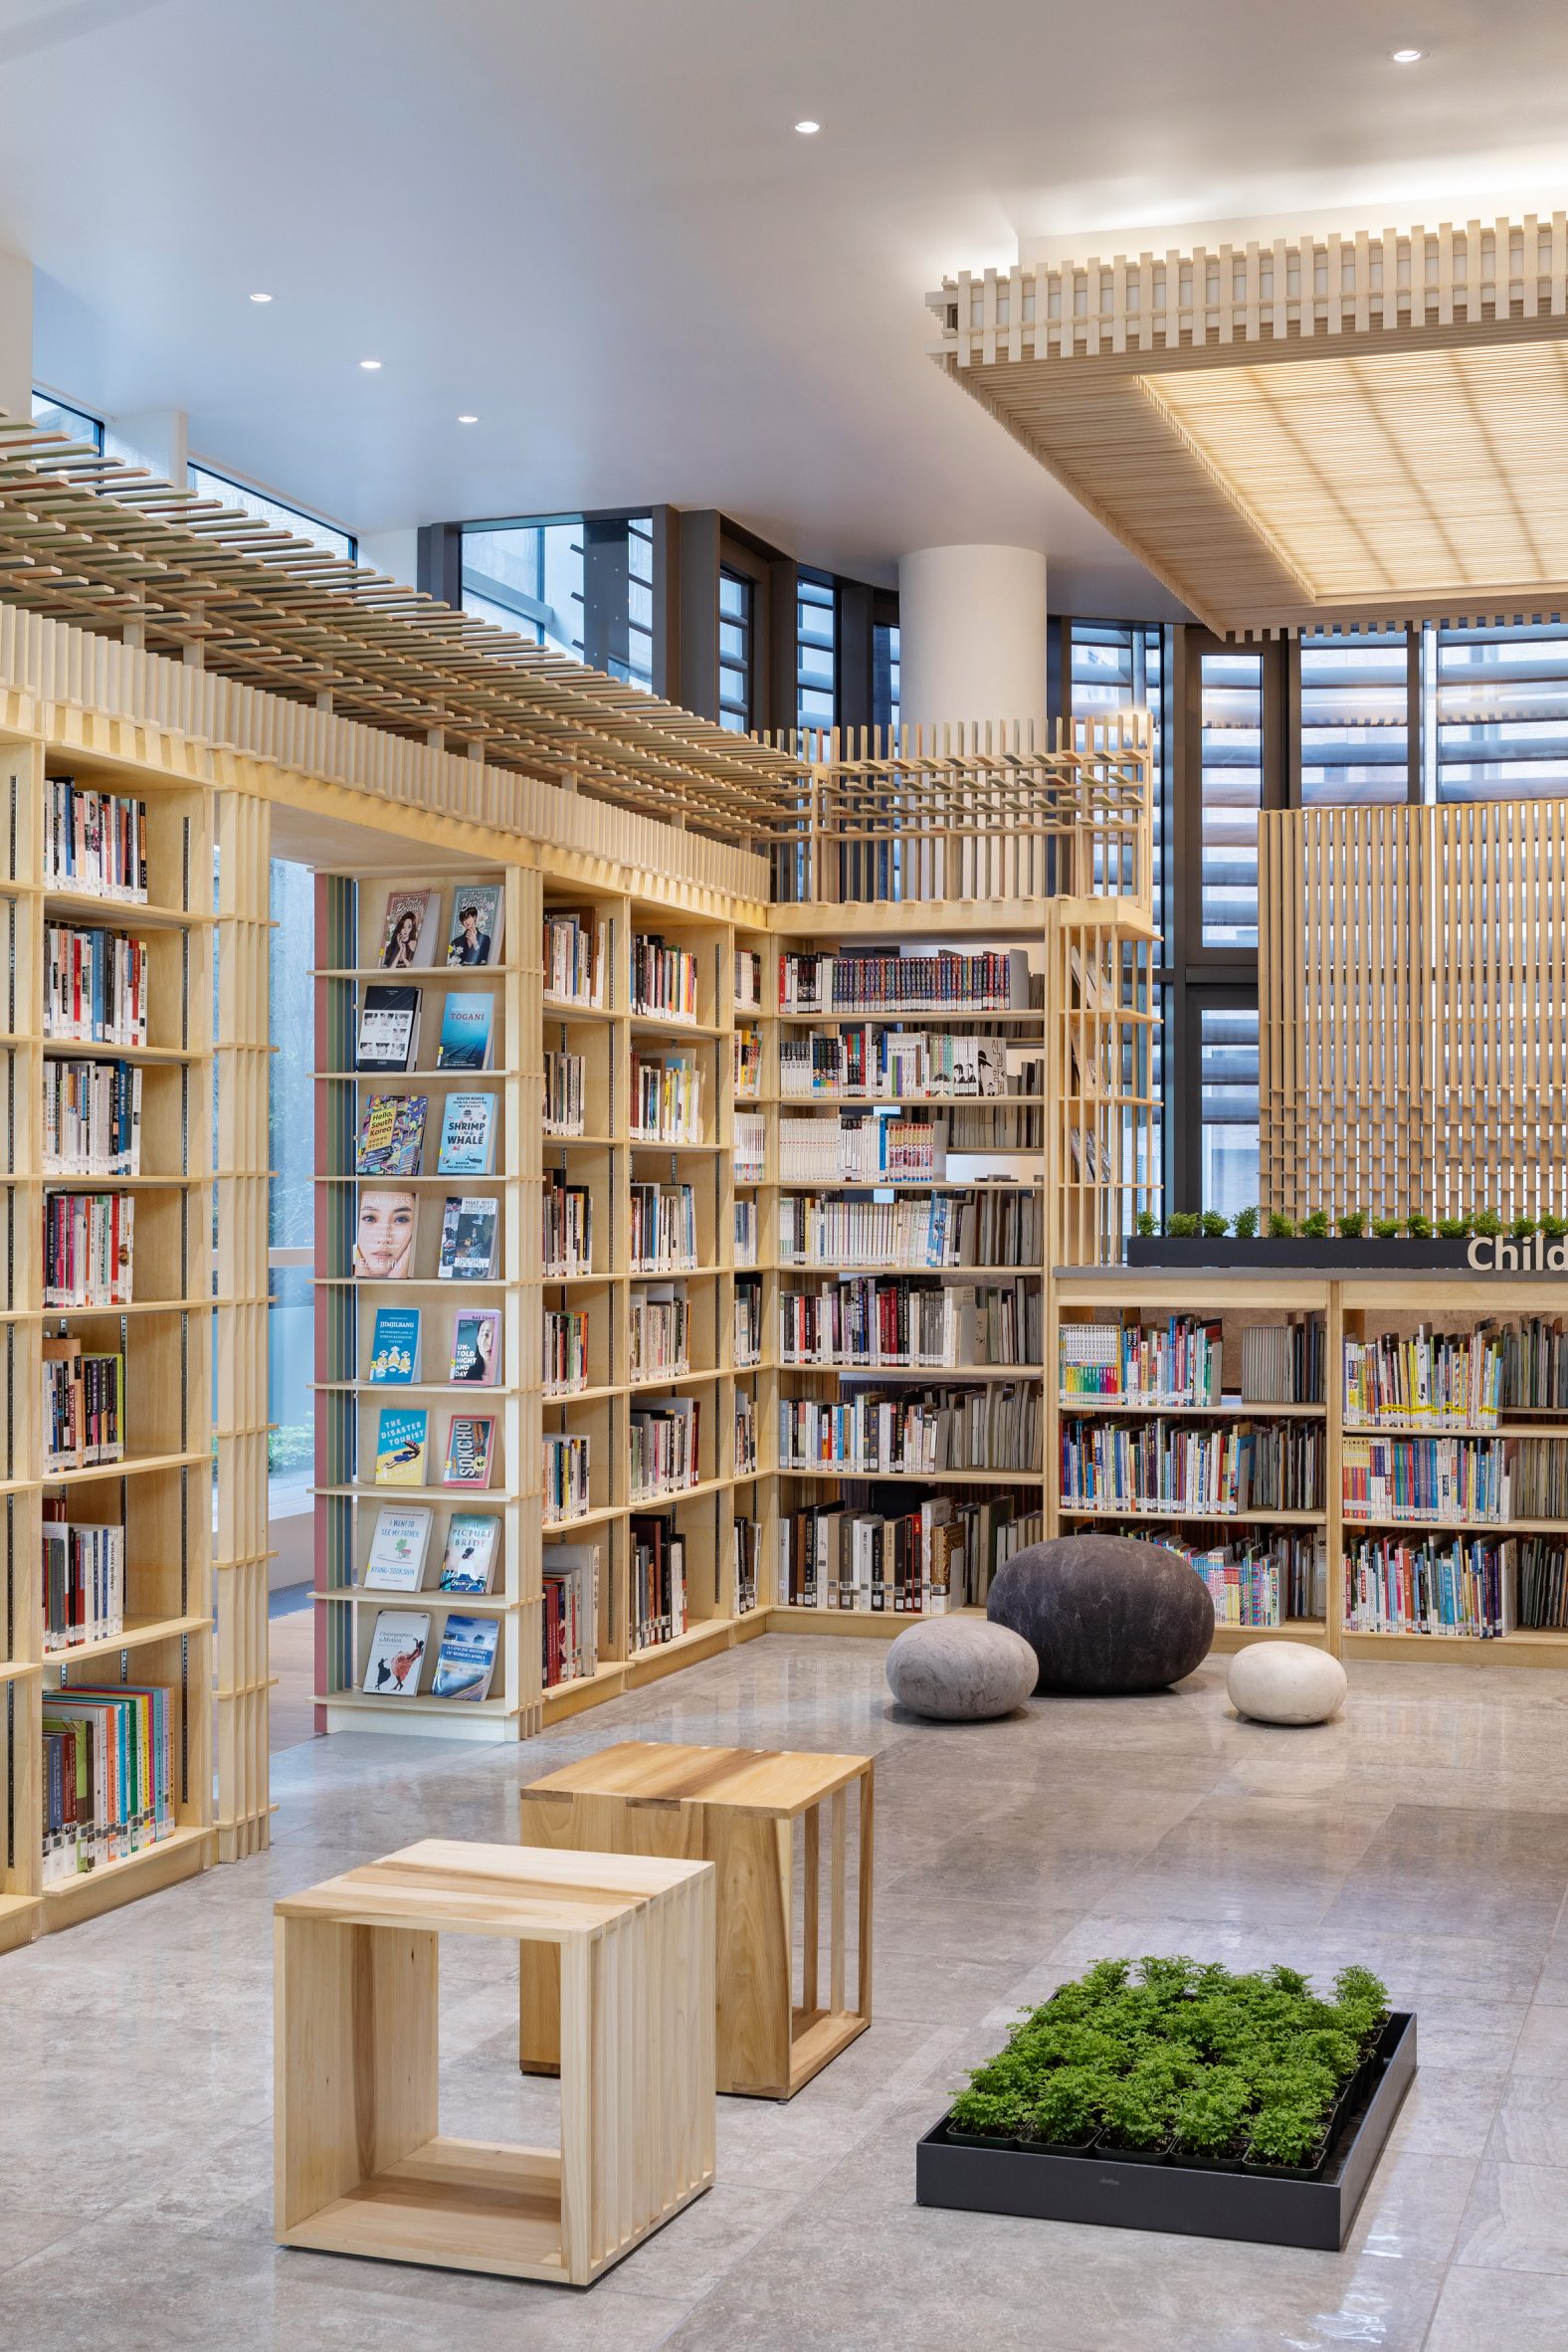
[{"left": 7, "top": 1639, "right": 1568, "bottom": 2349}]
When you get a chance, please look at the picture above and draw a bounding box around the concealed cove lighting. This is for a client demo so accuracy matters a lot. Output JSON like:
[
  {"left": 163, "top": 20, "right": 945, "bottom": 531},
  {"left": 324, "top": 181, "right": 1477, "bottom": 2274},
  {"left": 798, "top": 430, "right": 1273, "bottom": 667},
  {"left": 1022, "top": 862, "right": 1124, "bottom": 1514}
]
[
  {"left": 359, "top": 358, "right": 382, "bottom": 370},
  {"left": 1390, "top": 47, "right": 1424, "bottom": 62},
  {"left": 249, "top": 292, "right": 272, "bottom": 303},
  {"left": 794, "top": 118, "right": 820, "bottom": 134}
]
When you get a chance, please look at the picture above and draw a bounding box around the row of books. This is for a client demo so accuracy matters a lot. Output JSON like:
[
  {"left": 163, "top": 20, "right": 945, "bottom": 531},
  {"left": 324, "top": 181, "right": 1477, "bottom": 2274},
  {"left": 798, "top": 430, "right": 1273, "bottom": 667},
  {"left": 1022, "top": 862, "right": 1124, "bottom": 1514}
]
[
  {"left": 1343, "top": 1537, "right": 1516, "bottom": 1639},
  {"left": 778, "top": 1492, "right": 1044, "bottom": 1613},
  {"left": 630, "top": 1286, "right": 688, "bottom": 1382},
  {"left": 367, "top": 1304, "right": 498, "bottom": 1384},
  {"left": 734, "top": 1516, "right": 759, "bottom": 1614},
  {"left": 545, "top": 1433, "right": 592, "bottom": 1521},
  {"left": 632, "top": 933, "right": 700, "bottom": 1023},
  {"left": 630, "top": 1049, "right": 702, "bottom": 1143},
  {"left": 373, "top": 882, "right": 505, "bottom": 970},
  {"left": 543, "top": 1172, "right": 592, "bottom": 1277},
  {"left": 734, "top": 1199, "right": 757, "bottom": 1267},
  {"left": 1343, "top": 1327, "right": 1504, "bottom": 1428},
  {"left": 359, "top": 1504, "right": 500, "bottom": 1593},
  {"left": 777, "top": 1028, "right": 1035, "bottom": 1099},
  {"left": 735, "top": 1279, "right": 763, "bottom": 1366},
  {"left": 356, "top": 985, "right": 496, "bottom": 1074},
  {"left": 43, "top": 1336, "right": 124, "bottom": 1470},
  {"left": 355, "top": 1090, "right": 496, "bottom": 1176},
  {"left": 1340, "top": 1435, "right": 1511, "bottom": 1525},
  {"left": 544, "top": 1308, "right": 588, "bottom": 1397},
  {"left": 44, "top": 778, "right": 148, "bottom": 902},
  {"left": 733, "top": 1112, "right": 765, "bottom": 1181},
  {"left": 780, "top": 1384, "right": 1041, "bottom": 1475},
  {"left": 630, "top": 1181, "right": 696, "bottom": 1272},
  {"left": 778, "top": 1188, "right": 1041, "bottom": 1270},
  {"left": 1240, "top": 1322, "right": 1327, "bottom": 1406},
  {"left": 44, "top": 1058, "right": 142, "bottom": 1177},
  {"left": 44, "top": 923, "right": 148, "bottom": 1044},
  {"left": 1059, "top": 1420, "right": 1325, "bottom": 1514},
  {"left": 1491, "top": 1316, "right": 1568, "bottom": 1413},
  {"left": 630, "top": 1397, "right": 702, "bottom": 1500},
  {"left": 43, "top": 1684, "right": 173, "bottom": 1884},
  {"left": 733, "top": 1027, "right": 762, "bottom": 1096},
  {"left": 777, "top": 949, "right": 1036, "bottom": 1015},
  {"left": 1186, "top": 1535, "right": 1327, "bottom": 1629},
  {"left": 43, "top": 1514, "right": 125, "bottom": 1652},
  {"left": 373, "top": 1407, "right": 497, "bottom": 1489},
  {"left": 780, "top": 1276, "right": 1041, "bottom": 1368},
  {"left": 361, "top": 1608, "right": 499, "bottom": 1700},
  {"left": 735, "top": 1390, "right": 757, "bottom": 1474},
  {"left": 778, "top": 1113, "right": 946, "bottom": 1185},
  {"left": 1060, "top": 1317, "right": 1222, "bottom": 1405},
  {"left": 352, "top": 1191, "right": 498, "bottom": 1281},
  {"left": 543, "top": 1051, "right": 585, "bottom": 1136},
  {"left": 630, "top": 1510, "right": 687, "bottom": 1653},
  {"left": 543, "top": 1539, "right": 599, "bottom": 1684},
  {"left": 543, "top": 907, "right": 605, "bottom": 1007},
  {"left": 44, "top": 1190, "right": 133, "bottom": 1308},
  {"left": 733, "top": 948, "right": 762, "bottom": 1011},
  {"left": 1518, "top": 1536, "right": 1568, "bottom": 1628}
]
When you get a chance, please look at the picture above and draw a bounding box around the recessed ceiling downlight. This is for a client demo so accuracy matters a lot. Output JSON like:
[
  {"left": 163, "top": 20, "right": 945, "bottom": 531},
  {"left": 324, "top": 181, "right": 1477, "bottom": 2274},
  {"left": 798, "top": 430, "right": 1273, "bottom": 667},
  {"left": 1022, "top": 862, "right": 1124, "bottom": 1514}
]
[
  {"left": 794, "top": 118, "right": 820, "bottom": 134},
  {"left": 1390, "top": 47, "right": 1425, "bottom": 63},
  {"left": 458, "top": 415, "right": 479, "bottom": 424},
  {"left": 360, "top": 358, "right": 382, "bottom": 370},
  {"left": 249, "top": 292, "right": 272, "bottom": 303}
]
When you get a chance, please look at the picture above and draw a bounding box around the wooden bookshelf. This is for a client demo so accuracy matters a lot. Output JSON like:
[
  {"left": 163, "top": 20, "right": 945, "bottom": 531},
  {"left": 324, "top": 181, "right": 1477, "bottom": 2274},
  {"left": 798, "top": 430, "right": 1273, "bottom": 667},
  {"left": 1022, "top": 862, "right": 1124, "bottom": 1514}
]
[{"left": 311, "top": 861, "right": 541, "bottom": 1740}]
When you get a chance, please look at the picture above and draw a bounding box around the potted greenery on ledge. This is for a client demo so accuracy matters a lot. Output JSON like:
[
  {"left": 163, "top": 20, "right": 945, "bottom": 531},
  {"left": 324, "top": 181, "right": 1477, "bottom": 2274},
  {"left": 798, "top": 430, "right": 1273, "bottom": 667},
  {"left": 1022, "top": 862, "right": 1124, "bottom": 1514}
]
[{"left": 1126, "top": 1205, "right": 1562, "bottom": 1272}]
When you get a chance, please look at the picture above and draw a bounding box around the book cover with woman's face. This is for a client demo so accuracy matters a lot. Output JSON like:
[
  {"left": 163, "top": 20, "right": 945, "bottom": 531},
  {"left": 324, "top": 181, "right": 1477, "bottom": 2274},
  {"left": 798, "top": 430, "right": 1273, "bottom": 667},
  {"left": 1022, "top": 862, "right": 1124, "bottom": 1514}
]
[{"left": 355, "top": 1190, "right": 418, "bottom": 1279}]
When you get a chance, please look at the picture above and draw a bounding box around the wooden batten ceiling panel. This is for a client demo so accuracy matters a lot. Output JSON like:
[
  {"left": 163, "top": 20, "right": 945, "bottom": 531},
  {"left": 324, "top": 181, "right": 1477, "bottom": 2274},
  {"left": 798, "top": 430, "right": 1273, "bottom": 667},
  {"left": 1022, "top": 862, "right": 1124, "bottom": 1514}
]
[{"left": 929, "top": 217, "right": 1568, "bottom": 637}]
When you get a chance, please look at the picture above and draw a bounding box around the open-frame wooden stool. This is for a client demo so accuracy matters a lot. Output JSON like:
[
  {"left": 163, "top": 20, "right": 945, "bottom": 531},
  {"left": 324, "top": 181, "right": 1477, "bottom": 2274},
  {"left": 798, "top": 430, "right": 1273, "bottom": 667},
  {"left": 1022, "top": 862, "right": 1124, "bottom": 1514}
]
[
  {"left": 275, "top": 1839, "right": 715, "bottom": 2286},
  {"left": 518, "top": 1742, "right": 873, "bottom": 2099}
]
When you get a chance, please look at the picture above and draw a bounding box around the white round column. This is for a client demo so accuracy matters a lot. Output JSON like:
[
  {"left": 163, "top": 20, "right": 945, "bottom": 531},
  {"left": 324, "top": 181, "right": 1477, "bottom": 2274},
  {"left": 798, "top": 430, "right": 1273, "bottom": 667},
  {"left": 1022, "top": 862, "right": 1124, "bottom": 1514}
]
[{"left": 896, "top": 544, "right": 1048, "bottom": 736}]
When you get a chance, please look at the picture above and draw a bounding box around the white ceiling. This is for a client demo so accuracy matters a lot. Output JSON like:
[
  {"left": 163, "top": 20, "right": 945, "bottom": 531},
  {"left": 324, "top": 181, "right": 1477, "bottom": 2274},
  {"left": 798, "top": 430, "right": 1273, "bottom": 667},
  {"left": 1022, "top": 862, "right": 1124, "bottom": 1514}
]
[{"left": 5, "top": 0, "right": 1568, "bottom": 610}]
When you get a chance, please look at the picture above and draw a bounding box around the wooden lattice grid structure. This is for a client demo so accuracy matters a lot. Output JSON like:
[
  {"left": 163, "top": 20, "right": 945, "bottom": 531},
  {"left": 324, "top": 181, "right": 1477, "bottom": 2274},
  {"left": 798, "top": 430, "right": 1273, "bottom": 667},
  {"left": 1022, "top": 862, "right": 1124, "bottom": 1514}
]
[{"left": 1261, "top": 799, "right": 1568, "bottom": 1225}]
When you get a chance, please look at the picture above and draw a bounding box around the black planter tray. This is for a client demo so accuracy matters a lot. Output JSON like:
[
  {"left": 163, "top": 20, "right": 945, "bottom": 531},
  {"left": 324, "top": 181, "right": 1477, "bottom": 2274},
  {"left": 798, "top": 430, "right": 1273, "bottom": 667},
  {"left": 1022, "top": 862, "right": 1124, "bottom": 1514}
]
[
  {"left": 1127, "top": 1238, "right": 1480, "bottom": 1272},
  {"left": 915, "top": 2013, "right": 1416, "bottom": 2254}
]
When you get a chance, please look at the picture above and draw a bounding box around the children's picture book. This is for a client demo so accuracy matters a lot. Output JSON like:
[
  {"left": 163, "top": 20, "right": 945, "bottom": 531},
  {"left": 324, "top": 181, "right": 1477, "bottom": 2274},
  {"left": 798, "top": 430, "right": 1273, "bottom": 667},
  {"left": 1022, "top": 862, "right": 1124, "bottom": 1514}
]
[
  {"left": 439, "top": 1512, "right": 501, "bottom": 1594},
  {"left": 356, "top": 984, "right": 422, "bottom": 1073},
  {"left": 438, "top": 1195, "right": 498, "bottom": 1279},
  {"left": 436, "top": 1090, "right": 497, "bottom": 1175},
  {"left": 431, "top": 1612, "right": 500, "bottom": 1701},
  {"left": 368, "top": 1304, "right": 421, "bottom": 1383},
  {"left": 378, "top": 889, "right": 441, "bottom": 971},
  {"left": 362, "top": 1609, "right": 430, "bottom": 1696},
  {"left": 374, "top": 1406, "right": 429, "bottom": 1485},
  {"left": 446, "top": 883, "right": 504, "bottom": 967},
  {"left": 356, "top": 1093, "right": 428, "bottom": 1177},
  {"left": 362, "top": 1504, "right": 434, "bottom": 1592},
  {"left": 354, "top": 1190, "right": 419, "bottom": 1280},
  {"left": 436, "top": 993, "right": 495, "bottom": 1071},
  {"left": 450, "top": 1308, "right": 500, "bottom": 1384},
  {"left": 443, "top": 1413, "right": 496, "bottom": 1488}
]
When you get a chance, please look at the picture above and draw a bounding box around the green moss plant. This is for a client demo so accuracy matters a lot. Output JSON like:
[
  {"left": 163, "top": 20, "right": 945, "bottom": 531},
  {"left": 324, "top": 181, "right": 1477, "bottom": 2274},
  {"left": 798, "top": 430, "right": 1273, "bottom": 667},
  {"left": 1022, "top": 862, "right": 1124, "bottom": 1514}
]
[
  {"left": 1166, "top": 1211, "right": 1200, "bottom": 1239},
  {"left": 1200, "top": 1209, "right": 1229, "bottom": 1239},
  {"left": 1407, "top": 1212, "right": 1433, "bottom": 1239},
  {"left": 1336, "top": 1211, "right": 1366, "bottom": 1239},
  {"left": 1370, "top": 1216, "right": 1402, "bottom": 1240},
  {"left": 1510, "top": 1215, "right": 1537, "bottom": 1242},
  {"left": 1436, "top": 1215, "right": 1470, "bottom": 1240},
  {"left": 1135, "top": 1208, "right": 1157, "bottom": 1237},
  {"left": 1542, "top": 1214, "right": 1568, "bottom": 1242},
  {"left": 1300, "top": 1209, "right": 1331, "bottom": 1240},
  {"left": 1233, "top": 1206, "right": 1259, "bottom": 1240},
  {"left": 1267, "top": 1211, "right": 1296, "bottom": 1239},
  {"left": 1470, "top": 1208, "right": 1502, "bottom": 1238}
]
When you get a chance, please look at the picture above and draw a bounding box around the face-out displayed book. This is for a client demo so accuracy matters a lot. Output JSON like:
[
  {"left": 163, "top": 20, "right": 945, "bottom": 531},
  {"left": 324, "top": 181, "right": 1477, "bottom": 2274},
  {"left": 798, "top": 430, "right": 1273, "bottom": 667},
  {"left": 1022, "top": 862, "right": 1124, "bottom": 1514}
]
[
  {"left": 445, "top": 882, "right": 504, "bottom": 968},
  {"left": 439, "top": 1194, "right": 498, "bottom": 1279},
  {"left": 363, "top": 1609, "right": 430, "bottom": 1695},
  {"left": 436, "top": 992, "right": 495, "bottom": 1071},
  {"left": 443, "top": 1412, "right": 496, "bottom": 1488},
  {"left": 368, "top": 1304, "right": 421, "bottom": 1383},
  {"left": 362, "top": 1503, "right": 434, "bottom": 1592},
  {"left": 379, "top": 887, "right": 441, "bottom": 971},
  {"left": 354, "top": 1189, "right": 419, "bottom": 1280},
  {"left": 430, "top": 1612, "right": 500, "bottom": 1701},
  {"left": 450, "top": 1307, "right": 500, "bottom": 1384},
  {"left": 437, "top": 1089, "right": 497, "bottom": 1174},
  {"left": 439, "top": 1511, "right": 500, "bottom": 1594},
  {"left": 356, "top": 984, "right": 422, "bottom": 1073},
  {"left": 356, "top": 1092, "right": 428, "bottom": 1177},
  {"left": 374, "top": 1405, "right": 429, "bottom": 1485}
]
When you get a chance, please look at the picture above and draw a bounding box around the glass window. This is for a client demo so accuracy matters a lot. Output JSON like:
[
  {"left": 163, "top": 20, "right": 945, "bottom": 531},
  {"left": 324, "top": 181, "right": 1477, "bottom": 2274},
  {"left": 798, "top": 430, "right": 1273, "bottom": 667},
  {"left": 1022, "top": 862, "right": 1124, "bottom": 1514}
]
[
  {"left": 462, "top": 520, "right": 584, "bottom": 661},
  {"left": 1199, "top": 1005, "right": 1260, "bottom": 1221},
  {"left": 268, "top": 860, "right": 315, "bottom": 1506},
  {"left": 874, "top": 619, "right": 900, "bottom": 736},
  {"left": 1200, "top": 650, "right": 1263, "bottom": 948},
  {"left": 1423, "top": 621, "right": 1568, "bottom": 801},
  {"left": 623, "top": 517, "right": 655, "bottom": 690},
  {"left": 797, "top": 573, "right": 836, "bottom": 732},
  {"left": 718, "top": 566, "right": 753, "bottom": 733},
  {"left": 188, "top": 462, "right": 355, "bottom": 561},
  {"left": 31, "top": 389, "right": 102, "bottom": 452},
  {"left": 1300, "top": 629, "right": 1409, "bottom": 804},
  {"left": 1071, "top": 622, "right": 1166, "bottom": 944}
]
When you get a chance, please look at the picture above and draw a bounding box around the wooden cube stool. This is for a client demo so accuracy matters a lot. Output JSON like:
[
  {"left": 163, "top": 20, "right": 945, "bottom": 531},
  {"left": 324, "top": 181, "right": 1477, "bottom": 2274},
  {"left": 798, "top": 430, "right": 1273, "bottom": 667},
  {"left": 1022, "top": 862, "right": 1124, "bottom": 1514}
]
[
  {"left": 519, "top": 1742, "right": 873, "bottom": 2099},
  {"left": 275, "top": 1839, "right": 715, "bottom": 2286}
]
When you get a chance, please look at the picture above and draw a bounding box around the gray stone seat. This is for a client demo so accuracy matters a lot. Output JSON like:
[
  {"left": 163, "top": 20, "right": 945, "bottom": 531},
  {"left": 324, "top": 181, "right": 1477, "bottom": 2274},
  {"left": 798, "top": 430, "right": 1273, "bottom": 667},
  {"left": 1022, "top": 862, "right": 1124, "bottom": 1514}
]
[
  {"left": 884, "top": 1616, "right": 1038, "bottom": 1721},
  {"left": 987, "top": 1534, "right": 1214, "bottom": 1693}
]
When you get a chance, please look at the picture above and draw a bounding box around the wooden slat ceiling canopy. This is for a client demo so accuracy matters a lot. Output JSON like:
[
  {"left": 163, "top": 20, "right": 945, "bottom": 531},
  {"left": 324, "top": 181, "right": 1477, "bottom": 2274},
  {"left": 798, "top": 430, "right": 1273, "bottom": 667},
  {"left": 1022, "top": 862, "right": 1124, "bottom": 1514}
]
[
  {"left": 0, "top": 421, "right": 804, "bottom": 844},
  {"left": 928, "top": 215, "right": 1568, "bottom": 637}
]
